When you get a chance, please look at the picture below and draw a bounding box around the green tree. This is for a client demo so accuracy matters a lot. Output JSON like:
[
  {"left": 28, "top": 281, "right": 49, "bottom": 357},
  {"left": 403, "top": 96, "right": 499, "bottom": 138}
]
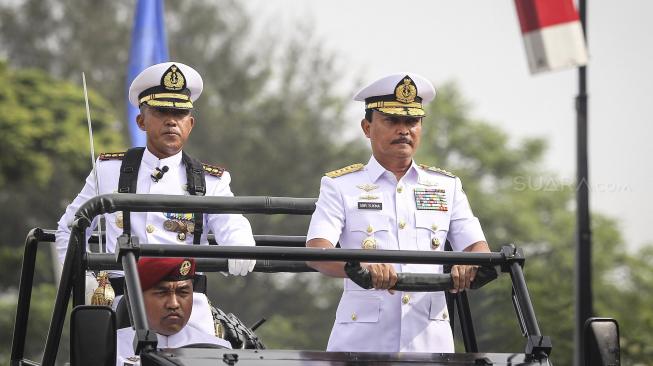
[
  {"left": 0, "top": 61, "right": 123, "bottom": 364},
  {"left": 0, "top": 61, "right": 124, "bottom": 247}
]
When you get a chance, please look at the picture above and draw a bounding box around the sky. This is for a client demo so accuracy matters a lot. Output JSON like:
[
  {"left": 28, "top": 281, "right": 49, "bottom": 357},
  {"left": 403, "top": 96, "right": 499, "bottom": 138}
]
[{"left": 246, "top": 0, "right": 653, "bottom": 251}]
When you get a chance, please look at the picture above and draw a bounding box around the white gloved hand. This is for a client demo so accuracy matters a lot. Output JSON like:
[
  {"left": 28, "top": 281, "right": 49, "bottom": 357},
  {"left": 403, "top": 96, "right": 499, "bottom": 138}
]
[{"left": 228, "top": 259, "right": 256, "bottom": 276}]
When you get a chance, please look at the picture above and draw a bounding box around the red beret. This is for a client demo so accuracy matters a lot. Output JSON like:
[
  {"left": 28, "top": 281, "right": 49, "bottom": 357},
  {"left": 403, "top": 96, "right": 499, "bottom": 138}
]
[{"left": 137, "top": 257, "right": 196, "bottom": 291}]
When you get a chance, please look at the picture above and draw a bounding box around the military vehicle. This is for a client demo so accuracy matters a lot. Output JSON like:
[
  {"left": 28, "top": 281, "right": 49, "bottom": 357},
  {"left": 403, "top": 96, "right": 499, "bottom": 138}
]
[{"left": 10, "top": 193, "right": 620, "bottom": 365}]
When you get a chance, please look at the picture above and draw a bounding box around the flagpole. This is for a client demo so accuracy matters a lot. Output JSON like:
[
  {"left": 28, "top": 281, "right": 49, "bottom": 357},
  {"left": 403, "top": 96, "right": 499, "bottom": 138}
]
[{"left": 574, "top": 0, "right": 592, "bottom": 365}]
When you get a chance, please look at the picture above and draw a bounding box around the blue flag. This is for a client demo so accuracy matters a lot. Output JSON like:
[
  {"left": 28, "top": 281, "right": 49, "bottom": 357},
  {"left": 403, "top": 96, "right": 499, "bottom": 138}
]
[{"left": 126, "top": 0, "right": 169, "bottom": 147}]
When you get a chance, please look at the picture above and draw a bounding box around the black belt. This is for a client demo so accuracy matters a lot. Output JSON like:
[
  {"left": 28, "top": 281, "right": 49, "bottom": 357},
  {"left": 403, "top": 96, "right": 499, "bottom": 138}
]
[{"left": 109, "top": 274, "right": 207, "bottom": 296}]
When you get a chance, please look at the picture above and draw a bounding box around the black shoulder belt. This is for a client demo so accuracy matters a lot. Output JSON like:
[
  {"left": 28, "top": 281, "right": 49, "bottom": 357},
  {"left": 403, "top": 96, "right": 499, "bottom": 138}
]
[{"left": 117, "top": 147, "right": 206, "bottom": 244}]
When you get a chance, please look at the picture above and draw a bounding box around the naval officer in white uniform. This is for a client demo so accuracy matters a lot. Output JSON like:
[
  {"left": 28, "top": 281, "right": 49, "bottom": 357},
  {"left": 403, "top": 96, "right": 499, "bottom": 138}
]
[
  {"left": 116, "top": 257, "right": 231, "bottom": 366},
  {"left": 56, "top": 62, "right": 256, "bottom": 336},
  {"left": 306, "top": 73, "right": 490, "bottom": 353}
]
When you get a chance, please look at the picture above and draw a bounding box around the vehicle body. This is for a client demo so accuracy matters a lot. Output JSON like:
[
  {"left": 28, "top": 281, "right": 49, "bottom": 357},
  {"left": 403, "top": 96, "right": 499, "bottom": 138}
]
[{"left": 11, "top": 194, "right": 619, "bottom": 365}]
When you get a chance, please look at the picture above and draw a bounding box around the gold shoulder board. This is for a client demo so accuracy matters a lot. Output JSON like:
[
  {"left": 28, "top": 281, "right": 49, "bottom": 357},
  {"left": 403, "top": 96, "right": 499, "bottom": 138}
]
[
  {"left": 418, "top": 164, "right": 456, "bottom": 178},
  {"left": 202, "top": 163, "right": 225, "bottom": 177},
  {"left": 98, "top": 152, "right": 126, "bottom": 161},
  {"left": 325, "top": 163, "right": 364, "bottom": 178}
]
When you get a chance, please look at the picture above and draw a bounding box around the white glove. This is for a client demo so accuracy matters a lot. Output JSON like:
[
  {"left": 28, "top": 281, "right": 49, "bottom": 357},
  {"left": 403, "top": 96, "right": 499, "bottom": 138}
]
[{"left": 228, "top": 259, "right": 256, "bottom": 276}]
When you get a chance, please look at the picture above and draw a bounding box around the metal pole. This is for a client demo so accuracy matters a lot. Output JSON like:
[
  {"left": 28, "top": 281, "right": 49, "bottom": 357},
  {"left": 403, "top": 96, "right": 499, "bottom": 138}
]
[{"left": 575, "top": 0, "right": 592, "bottom": 365}]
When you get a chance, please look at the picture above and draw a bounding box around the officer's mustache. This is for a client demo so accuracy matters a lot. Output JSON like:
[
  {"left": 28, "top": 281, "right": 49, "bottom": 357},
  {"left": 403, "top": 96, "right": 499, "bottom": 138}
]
[
  {"left": 164, "top": 311, "right": 182, "bottom": 318},
  {"left": 163, "top": 129, "right": 181, "bottom": 136},
  {"left": 391, "top": 137, "right": 412, "bottom": 145}
]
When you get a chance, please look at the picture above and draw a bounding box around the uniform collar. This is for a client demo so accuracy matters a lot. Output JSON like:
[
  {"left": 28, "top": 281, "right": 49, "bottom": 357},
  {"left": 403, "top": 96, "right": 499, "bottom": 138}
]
[
  {"left": 365, "top": 155, "right": 419, "bottom": 183},
  {"left": 142, "top": 148, "right": 184, "bottom": 169}
]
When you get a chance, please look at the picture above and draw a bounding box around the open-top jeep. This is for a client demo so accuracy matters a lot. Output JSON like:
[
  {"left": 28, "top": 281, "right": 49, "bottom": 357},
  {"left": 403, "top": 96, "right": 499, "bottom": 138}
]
[{"left": 11, "top": 194, "right": 620, "bottom": 365}]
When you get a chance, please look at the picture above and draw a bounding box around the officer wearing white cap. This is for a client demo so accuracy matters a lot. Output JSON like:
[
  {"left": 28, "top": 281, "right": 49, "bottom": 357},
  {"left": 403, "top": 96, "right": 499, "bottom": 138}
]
[
  {"left": 56, "top": 62, "right": 256, "bottom": 337},
  {"left": 306, "top": 73, "right": 490, "bottom": 352}
]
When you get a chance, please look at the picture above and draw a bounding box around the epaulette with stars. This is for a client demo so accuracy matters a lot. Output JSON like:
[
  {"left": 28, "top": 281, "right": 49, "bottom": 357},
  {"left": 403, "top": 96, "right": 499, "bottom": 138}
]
[
  {"left": 325, "top": 163, "right": 364, "bottom": 178},
  {"left": 418, "top": 164, "right": 456, "bottom": 178},
  {"left": 202, "top": 163, "right": 225, "bottom": 177},
  {"left": 98, "top": 152, "right": 125, "bottom": 160}
]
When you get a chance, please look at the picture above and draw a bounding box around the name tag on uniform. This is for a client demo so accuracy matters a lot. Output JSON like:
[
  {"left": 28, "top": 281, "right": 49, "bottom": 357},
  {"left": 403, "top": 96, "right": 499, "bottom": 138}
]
[
  {"left": 414, "top": 188, "right": 448, "bottom": 211},
  {"left": 358, "top": 202, "right": 382, "bottom": 210}
]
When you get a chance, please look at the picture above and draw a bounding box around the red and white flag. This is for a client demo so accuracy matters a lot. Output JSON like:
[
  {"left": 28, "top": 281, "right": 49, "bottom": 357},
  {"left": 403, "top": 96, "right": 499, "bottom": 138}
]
[{"left": 515, "top": 0, "right": 588, "bottom": 74}]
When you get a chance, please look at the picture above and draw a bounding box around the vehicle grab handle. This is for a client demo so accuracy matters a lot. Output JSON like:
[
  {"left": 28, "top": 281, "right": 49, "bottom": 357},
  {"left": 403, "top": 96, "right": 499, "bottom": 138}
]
[{"left": 344, "top": 261, "right": 497, "bottom": 292}]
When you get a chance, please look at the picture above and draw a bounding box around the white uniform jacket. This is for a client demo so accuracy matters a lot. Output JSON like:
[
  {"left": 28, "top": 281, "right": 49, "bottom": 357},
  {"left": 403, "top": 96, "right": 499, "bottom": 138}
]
[
  {"left": 56, "top": 148, "right": 255, "bottom": 334},
  {"left": 116, "top": 324, "right": 232, "bottom": 365},
  {"left": 307, "top": 156, "right": 486, "bottom": 353}
]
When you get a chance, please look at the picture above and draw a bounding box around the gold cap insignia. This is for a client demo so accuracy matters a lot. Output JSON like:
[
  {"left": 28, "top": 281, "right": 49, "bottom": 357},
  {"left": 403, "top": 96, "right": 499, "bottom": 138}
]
[
  {"left": 162, "top": 65, "right": 186, "bottom": 91},
  {"left": 395, "top": 77, "right": 418, "bottom": 103},
  {"left": 179, "top": 260, "right": 192, "bottom": 276}
]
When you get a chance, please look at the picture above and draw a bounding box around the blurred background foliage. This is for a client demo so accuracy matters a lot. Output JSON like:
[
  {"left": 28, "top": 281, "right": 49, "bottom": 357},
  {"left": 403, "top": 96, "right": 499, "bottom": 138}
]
[{"left": 0, "top": 0, "right": 651, "bottom": 365}]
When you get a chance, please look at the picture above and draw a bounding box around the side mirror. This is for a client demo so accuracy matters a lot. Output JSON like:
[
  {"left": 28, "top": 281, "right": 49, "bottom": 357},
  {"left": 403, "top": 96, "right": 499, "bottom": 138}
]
[
  {"left": 584, "top": 317, "right": 620, "bottom": 366},
  {"left": 71, "top": 305, "right": 116, "bottom": 366}
]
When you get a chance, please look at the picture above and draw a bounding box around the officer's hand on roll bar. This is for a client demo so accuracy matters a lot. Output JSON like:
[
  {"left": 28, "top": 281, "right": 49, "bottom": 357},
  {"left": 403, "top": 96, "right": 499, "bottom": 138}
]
[
  {"left": 344, "top": 261, "right": 497, "bottom": 292},
  {"left": 364, "top": 263, "right": 398, "bottom": 294},
  {"left": 450, "top": 264, "right": 479, "bottom": 293}
]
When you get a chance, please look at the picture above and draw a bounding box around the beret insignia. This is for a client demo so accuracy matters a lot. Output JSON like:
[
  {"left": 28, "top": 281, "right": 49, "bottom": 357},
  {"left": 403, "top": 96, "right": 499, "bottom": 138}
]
[
  {"left": 325, "top": 163, "right": 364, "bottom": 178},
  {"left": 179, "top": 260, "right": 192, "bottom": 276}
]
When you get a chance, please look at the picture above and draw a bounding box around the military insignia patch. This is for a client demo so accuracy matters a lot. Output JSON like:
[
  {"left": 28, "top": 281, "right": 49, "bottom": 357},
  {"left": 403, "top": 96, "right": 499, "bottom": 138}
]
[
  {"left": 395, "top": 76, "right": 418, "bottom": 103},
  {"left": 202, "top": 163, "right": 225, "bottom": 177},
  {"left": 414, "top": 188, "right": 448, "bottom": 211},
  {"left": 179, "top": 260, "right": 192, "bottom": 276},
  {"left": 418, "top": 177, "right": 438, "bottom": 186},
  {"left": 325, "top": 163, "right": 364, "bottom": 178},
  {"left": 418, "top": 164, "right": 456, "bottom": 178},
  {"left": 162, "top": 65, "right": 186, "bottom": 91},
  {"left": 359, "top": 194, "right": 379, "bottom": 200},
  {"left": 163, "top": 212, "right": 195, "bottom": 239},
  {"left": 98, "top": 152, "right": 126, "bottom": 161},
  {"left": 356, "top": 183, "right": 379, "bottom": 192}
]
